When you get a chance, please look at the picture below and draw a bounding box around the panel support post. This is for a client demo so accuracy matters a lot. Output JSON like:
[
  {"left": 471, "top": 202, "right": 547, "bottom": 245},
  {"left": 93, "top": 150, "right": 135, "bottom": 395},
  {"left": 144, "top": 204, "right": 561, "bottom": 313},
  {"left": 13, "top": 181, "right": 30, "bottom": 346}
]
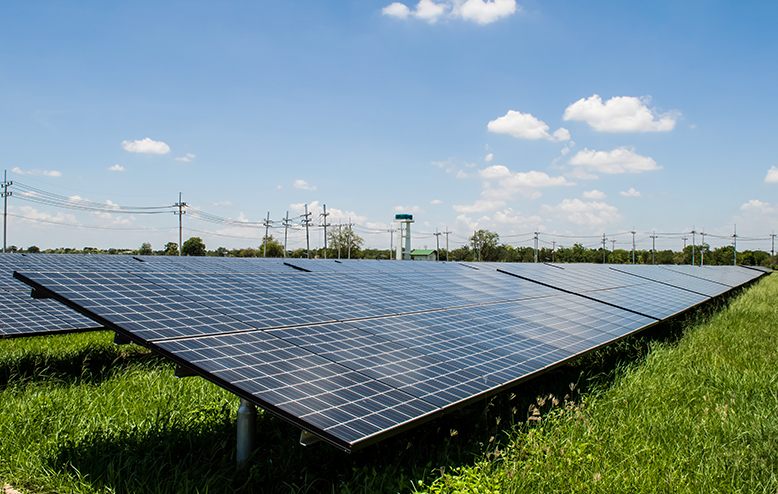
[{"left": 236, "top": 398, "right": 256, "bottom": 467}]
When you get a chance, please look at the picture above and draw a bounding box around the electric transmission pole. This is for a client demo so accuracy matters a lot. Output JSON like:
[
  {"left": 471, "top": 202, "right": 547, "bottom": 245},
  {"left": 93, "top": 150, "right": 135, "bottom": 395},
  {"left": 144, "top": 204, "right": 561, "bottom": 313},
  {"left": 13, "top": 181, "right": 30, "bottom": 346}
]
[
  {"left": 771, "top": 231, "right": 776, "bottom": 260},
  {"left": 650, "top": 230, "right": 657, "bottom": 265},
  {"left": 433, "top": 229, "right": 441, "bottom": 261},
  {"left": 631, "top": 230, "right": 636, "bottom": 264},
  {"left": 732, "top": 224, "right": 737, "bottom": 266},
  {"left": 174, "top": 192, "right": 187, "bottom": 256},
  {"left": 701, "top": 231, "right": 706, "bottom": 266},
  {"left": 444, "top": 228, "right": 451, "bottom": 261},
  {"left": 321, "top": 204, "right": 330, "bottom": 259},
  {"left": 551, "top": 240, "right": 556, "bottom": 263},
  {"left": 601, "top": 233, "right": 607, "bottom": 264},
  {"left": 691, "top": 228, "right": 696, "bottom": 266},
  {"left": 283, "top": 211, "right": 291, "bottom": 258},
  {"left": 2, "top": 170, "right": 12, "bottom": 253},
  {"left": 262, "top": 212, "right": 272, "bottom": 257},
  {"left": 302, "top": 204, "right": 312, "bottom": 259},
  {"left": 682, "top": 236, "right": 688, "bottom": 264}
]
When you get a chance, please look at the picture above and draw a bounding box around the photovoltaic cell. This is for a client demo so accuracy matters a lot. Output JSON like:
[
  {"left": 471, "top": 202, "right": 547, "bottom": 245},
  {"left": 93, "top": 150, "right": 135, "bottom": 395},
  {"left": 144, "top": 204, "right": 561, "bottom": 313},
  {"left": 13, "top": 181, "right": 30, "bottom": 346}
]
[{"left": 12, "top": 260, "right": 767, "bottom": 451}]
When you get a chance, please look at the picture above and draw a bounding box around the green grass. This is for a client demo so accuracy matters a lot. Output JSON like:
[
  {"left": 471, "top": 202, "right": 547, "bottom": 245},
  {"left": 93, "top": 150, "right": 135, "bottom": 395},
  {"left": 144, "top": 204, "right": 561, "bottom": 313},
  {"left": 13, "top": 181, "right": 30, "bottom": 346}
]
[
  {"left": 2, "top": 275, "right": 777, "bottom": 493},
  {"left": 417, "top": 273, "right": 778, "bottom": 493}
]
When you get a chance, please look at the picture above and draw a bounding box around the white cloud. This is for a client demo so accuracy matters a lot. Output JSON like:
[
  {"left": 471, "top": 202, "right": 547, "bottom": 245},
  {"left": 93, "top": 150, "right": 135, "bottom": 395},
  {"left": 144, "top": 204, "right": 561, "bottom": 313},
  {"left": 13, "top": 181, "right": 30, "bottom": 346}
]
[
  {"left": 765, "top": 166, "right": 778, "bottom": 183},
  {"left": 740, "top": 199, "right": 774, "bottom": 213},
  {"left": 453, "top": 166, "right": 573, "bottom": 214},
  {"left": 485, "top": 153, "right": 493, "bottom": 162},
  {"left": 492, "top": 207, "right": 542, "bottom": 227},
  {"left": 108, "top": 164, "right": 125, "bottom": 172},
  {"left": 542, "top": 198, "right": 622, "bottom": 226},
  {"left": 11, "top": 205, "right": 79, "bottom": 227},
  {"left": 175, "top": 153, "right": 196, "bottom": 162},
  {"left": 431, "top": 199, "right": 443, "bottom": 204},
  {"left": 211, "top": 200, "right": 234, "bottom": 207},
  {"left": 382, "top": 2, "right": 411, "bottom": 18},
  {"left": 456, "top": 170, "right": 468, "bottom": 178},
  {"left": 383, "top": 0, "right": 518, "bottom": 24},
  {"left": 431, "top": 159, "right": 450, "bottom": 168},
  {"left": 487, "top": 110, "right": 570, "bottom": 141},
  {"left": 567, "top": 167, "right": 599, "bottom": 180},
  {"left": 121, "top": 138, "right": 170, "bottom": 154},
  {"left": 453, "top": 199, "right": 506, "bottom": 213},
  {"left": 457, "top": 0, "right": 518, "bottom": 24},
  {"left": 582, "top": 190, "right": 606, "bottom": 199},
  {"left": 563, "top": 94, "right": 679, "bottom": 132},
  {"left": 293, "top": 179, "right": 317, "bottom": 191},
  {"left": 11, "top": 167, "right": 62, "bottom": 177},
  {"left": 620, "top": 187, "right": 641, "bottom": 197},
  {"left": 561, "top": 141, "right": 575, "bottom": 156},
  {"left": 394, "top": 205, "right": 422, "bottom": 213},
  {"left": 104, "top": 199, "right": 121, "bottom": 210},
  {"left": 568, "top": 147, "right": 660, "bottom": 174}
]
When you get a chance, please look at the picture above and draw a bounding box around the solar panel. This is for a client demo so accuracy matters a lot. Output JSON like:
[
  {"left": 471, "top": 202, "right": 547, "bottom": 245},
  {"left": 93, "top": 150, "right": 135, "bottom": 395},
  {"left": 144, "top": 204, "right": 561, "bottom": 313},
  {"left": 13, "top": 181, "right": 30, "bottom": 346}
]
[{"left": 12, "top": 261, "right": 765, "bottom": 451}]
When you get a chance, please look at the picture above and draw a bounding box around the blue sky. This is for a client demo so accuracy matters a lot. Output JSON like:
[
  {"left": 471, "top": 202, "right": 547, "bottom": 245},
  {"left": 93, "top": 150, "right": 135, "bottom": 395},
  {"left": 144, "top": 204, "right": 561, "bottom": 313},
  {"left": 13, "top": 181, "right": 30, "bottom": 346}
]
[{"left": 2, "top": 1, "right": 777, "bottom": 254}]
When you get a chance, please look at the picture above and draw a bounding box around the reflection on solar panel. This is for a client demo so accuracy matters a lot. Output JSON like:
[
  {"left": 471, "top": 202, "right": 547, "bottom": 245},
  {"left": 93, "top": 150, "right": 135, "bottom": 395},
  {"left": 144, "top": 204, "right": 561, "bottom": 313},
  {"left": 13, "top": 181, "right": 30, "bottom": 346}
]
[{"left": 14, "top": 259, "right": 766, "bottom": 452}]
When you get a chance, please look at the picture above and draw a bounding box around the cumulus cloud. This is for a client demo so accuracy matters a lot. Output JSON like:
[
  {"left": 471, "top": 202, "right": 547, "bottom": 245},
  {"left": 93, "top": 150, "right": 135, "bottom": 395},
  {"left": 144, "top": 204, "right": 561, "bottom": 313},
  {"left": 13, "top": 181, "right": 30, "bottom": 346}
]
[
  {"left": 561, "top": 141, "right": 576, "bottom": 156},
  {"left": 383, "top": 0, "right": 518, "bottom": 24},
  {"left": 458, "top": 0, "right": 518, "bottom": 24},
  {"left": 568, "top": 147, "right": 660, "bottom": 174},
  {"left": 11, "top": 205, "right": 79, "bottom": 228},
  {"left": 11, "top": 167, "right": 62, "bottom": 177},
  {"left": 563, "top": 95, "right": 679, "bottom": 132},
  {"left": 121, "top": 138, "right": 170, "bottom": 154},
  {"left": 765, "top": 166, "right": 778, "bottom": 183},
  {"left": 175, "top": 153, "right": 196, "bottom": 162},
  {"left": 485, "top": 153, "right": 493, "bottom": 162},
  {"left": 620, "top": 188, "right": 641, "bottom": 197},
  {"left": 583, "top": 190, "right": 606, "bottom": 199},
  {"left": 453, "top": 166, "right": 573, "bottom": 213},
  {"left": 431, "top": 199, "right": 443, "bottom": 204},
  {"left": 293, "top": 179, "right": 317, "bottom": 191},
  {"left": 108, "top": 164, "right": 125, "bottom": 172},
  {"left": 456, "top": 170, "right": 468, "bottom": 178},
  {"left": 740, "top": 199, "right": 774, "bottom": 213},
  {"left": 487, "top": 110, "right": 570, "bottom": 141},
  {"left": 542, "top": 198, "right": 622, "bottom": 226},
  {"left": 453, "top": 199, "right": 506, "bottom": 213}
]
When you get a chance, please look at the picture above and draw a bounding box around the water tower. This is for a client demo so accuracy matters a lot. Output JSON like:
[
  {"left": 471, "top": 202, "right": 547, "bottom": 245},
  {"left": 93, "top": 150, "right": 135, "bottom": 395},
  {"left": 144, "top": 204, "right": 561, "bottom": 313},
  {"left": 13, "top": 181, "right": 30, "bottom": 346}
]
[{"left": 394, "top": 213, "right": 414, "bottom": 260}]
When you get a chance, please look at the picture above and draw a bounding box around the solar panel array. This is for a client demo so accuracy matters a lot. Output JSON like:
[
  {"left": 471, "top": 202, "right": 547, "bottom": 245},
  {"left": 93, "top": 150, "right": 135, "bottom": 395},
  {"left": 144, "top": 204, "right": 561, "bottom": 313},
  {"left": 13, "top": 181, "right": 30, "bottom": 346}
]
[{"left": 12, "top": 256, "right": 766, "bottom": 451}]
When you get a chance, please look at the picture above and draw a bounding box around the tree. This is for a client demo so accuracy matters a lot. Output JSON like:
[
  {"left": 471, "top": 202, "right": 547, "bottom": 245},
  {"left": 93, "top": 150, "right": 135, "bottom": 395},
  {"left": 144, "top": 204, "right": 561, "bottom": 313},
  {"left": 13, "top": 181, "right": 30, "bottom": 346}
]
[
  {"left": 260, "top": 235, "right": 285, "bottom": 257},
  {"left": 164, "top": 242, "right": 179, "bottom": 256},
  {"left": 182, "top": 237, "right": 206, "bottom": 256},
  {"left": 327, "top": 226, "right": 364, "bottom": 259},
  {"left": 470, "top": 230, "right": 500, "bottom": 261},
  {"left": 139, "top": 242, "right": 153, "bottom": 255},
  {"left": 26, "top": 245, "right": 40, "bottom": 253}
]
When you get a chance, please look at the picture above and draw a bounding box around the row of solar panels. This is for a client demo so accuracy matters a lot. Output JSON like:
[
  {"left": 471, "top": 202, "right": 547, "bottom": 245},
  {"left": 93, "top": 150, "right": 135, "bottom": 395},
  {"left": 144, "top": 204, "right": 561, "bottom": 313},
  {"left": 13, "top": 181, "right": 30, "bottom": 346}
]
[{"left": 8, "top": 253, "right": 767, "bottom": 451}]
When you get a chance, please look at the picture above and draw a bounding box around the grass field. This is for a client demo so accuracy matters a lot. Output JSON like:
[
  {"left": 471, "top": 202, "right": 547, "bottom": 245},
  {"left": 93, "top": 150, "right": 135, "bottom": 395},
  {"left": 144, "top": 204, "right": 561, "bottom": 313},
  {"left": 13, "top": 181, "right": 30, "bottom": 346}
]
[{"left": 1, "top": 274, "right": 777, "bottom": 493}]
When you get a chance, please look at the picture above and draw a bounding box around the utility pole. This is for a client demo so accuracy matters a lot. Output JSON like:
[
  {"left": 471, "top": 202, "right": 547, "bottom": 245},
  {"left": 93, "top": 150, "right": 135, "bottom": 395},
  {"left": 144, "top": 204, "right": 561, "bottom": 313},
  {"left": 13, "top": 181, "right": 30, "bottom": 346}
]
[
  {"left": 631, "top": 230, "right": 636, "bottom": 264},
  {"left": 701, "top": 231, "right": 706, "bottom": 266},
  {"left": 387, "top": 228, "right": 394, "bottom": 260},
  {"left": 433, "top": 229, "right": 441, "bottom": 261},
  {"left": 283, "top": 211, "right": 291, "bottom": 258},
  {"left": 534, "top": 231, "right": 539, "bottom": 263},
  {"left": 174, "top": 192, "right": 187, "bottom": 256},
  {"left": 551, "top": 240, "right": 556, "bottom": 263},
  {"left": 2, "top": 170, "right": 12, "bottom": 253},
  {"left": 601, "top": 233, "right": 607, "bottom": 264},
  {"left": 682, "top": 236, "right": 688, "bottom": 264},
  {"left": 650, "top": 230, "right": 657, "bottom": 265},
  {"left": 347, "top": 217, "right": 352, "bottom": 260},
  {"left": 771, "top": 231, "right": 776, "bottom": 260},
  {"left": 302, "top": 204, "right": 312, "bottom": 259},
  {"left": 337, "top": 221, "right": 342, "bottom": 259},
  {"left": 611, "top": 239, "right": 616, "bottom": 261},
  {"left": 262, "top": 212, "right": 272, "bottom": 257},
  {"left": 444, "top": 228, "right": 451, "bottom": 261},
  {"left": 691, "top": 228, "right": 696, "bottom": 266},
  {"left": 733, "top": 224, "right": 737, "bottom": 266},
  {"left": 321, "top": 205, "right": 331, "bottom": 260}
]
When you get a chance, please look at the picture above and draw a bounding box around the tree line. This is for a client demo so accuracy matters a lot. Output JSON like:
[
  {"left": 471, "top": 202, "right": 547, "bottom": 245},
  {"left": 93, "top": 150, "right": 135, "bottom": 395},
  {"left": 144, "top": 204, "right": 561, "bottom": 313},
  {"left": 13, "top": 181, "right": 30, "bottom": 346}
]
[{"left": 13, "top": 228, "right": 777, "bottom": 268}]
